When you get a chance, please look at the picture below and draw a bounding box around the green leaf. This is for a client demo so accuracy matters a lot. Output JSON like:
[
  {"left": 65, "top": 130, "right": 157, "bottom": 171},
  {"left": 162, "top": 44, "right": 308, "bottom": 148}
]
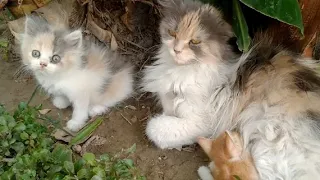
[
  {"left": 74, "top": 158, "right": 86, "bottom": 172},
  {"left": 77, "top": 168, "right": 90, "bottom": 179},
  {"left": 0, "top": 116, "right": 7, "bottom": 126},
  {"left": 14, "top": 122, "right": 26, "bottom": 132},
  {"left": 18, "top": 102, "right": 27, "bottom": 111},
  {"left": 99, "top": 154, "right": 110, "bottom": 162},
  {"left": 232, "top": 0, "right": 251, "bottom": 52},
  {"left": 64, "top": 161, "right": 75, "bottom": 174},
  {"left": 20, "top": 132, "right": 29, "bottom": 140},
  {"left": 11, "top": 142, "right": 25, "bottom": 153},
  {"left": 92, "top": 167, "right": 105, "bottom": 178},
  {"left": 126, "top": 143, "right": 136, "bottom": 154},
  {"left": 69, "top": 118, "right": 104, "bottom": 145},
  {"left": 239, "top": 0, "right": 304, "bottom": 35},
  {"left": 83, "top": 153, "right": 96, "bottom": 166},
  {"left": 123, "top": 159, "right": 134, "bottom": 167},
  {"left": 91, "top": 175, "right": 103, "bottom": 180},
  {"left": 52, "top": 144, "right": 73, "bottom": 163},
  {"left": 0, "top": 125, "right": 9, "bottom": 134},
  {"left": 5, "top": 115, "right": 16, "bottom": 128},
  {"left": 233, "top": 175, "right": 242, "bottom": 180}
]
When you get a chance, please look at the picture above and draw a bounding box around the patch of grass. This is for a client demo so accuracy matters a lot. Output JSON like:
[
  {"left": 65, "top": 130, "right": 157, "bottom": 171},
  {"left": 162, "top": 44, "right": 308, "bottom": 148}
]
[{"left": 0, "top": 102, "right": 145, "bottom": 180}]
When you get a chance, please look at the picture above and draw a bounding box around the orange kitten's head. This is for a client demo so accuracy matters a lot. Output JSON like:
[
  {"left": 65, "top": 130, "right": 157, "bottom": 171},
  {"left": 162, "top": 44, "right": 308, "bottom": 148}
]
[{"left": 198, "top": 131, "right": 259, "bottom": 180}]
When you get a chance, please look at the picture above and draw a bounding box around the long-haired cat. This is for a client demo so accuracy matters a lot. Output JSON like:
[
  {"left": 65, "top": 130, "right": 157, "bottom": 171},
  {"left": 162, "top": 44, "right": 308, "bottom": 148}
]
[
  {"left": 197, "top": 131, "right": 259, "bottom": 180},
  {"left": 142, "top": 0, "right": 320, "bottom": 179},
  {"left": 21, "top": 15, "right": 133, "bottom": 131}
]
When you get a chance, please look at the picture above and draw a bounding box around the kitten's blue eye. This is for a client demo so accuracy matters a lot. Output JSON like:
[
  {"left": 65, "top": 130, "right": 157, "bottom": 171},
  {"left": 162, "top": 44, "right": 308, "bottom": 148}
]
[
  {"left": 32, "top": 50, "right": 40, "bottom": 58},
  {"left": 51, "top": 55, "right": 61, "bottom": 64}
]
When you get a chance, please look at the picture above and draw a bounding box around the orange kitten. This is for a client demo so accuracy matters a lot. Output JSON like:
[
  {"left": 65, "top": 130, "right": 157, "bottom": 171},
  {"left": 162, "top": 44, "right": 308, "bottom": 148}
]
[{"left": 197, "top": 131, "right": 259, "bottom": 180}]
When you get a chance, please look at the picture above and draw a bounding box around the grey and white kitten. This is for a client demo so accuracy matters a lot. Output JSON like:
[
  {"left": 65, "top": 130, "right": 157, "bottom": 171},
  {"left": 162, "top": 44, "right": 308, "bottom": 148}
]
[
  {"left": 142, "top": 0, "right": 320, "bottom": 179},
  {"left": 21, "top": 15, "right": 133, "bottom": 131}
]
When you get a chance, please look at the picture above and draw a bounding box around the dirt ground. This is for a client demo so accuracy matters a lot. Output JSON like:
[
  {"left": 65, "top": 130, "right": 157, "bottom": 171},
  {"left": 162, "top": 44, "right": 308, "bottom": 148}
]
[{"left": 0, "top": 51, "right": 208, "bottom": 180}]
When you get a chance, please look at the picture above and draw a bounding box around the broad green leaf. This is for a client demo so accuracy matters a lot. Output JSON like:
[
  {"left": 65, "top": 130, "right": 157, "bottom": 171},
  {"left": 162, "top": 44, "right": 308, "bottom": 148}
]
[
  {"left": 91, "top": 175, "right": 103, "bottom": 180},
  {"left": 92, "top": 167, "right": 105, "bottom": 178},
  {"left": 123, "top": 159, "right": 134, "bottom": 167},
  {"left": 18, "top": 102, "right": 27, "bottom": 111},
  {"left": 11, "top": 142, "right": 24, "bottom": 153},
  {"left": 52, "top": 144, "right": 73, "bottom": 163},
  {"left": 0, "top": 116, "right": 7, "bottom": 126},
  {"left": 99, "top": 154, "right": 110, "bottom": 162},
  {"left": 14, "top": 122, "right": 26, "bottom": 132},
  {"left": 83, "top": 153, "right": 96, "bottom": 166},
  {"left": 69, "top": 118, "right": 103, "bottom": 145},
  {"left": 20, "top": 132, "right": 29, "bottom": 140},
  {"left": 0, "top": 125, "right": 9, "bottom": 134},
  {"left": 239, "top": 0, "right": 304, "bottom": 35},
  {"left": 232, "top": 0, "right": 251, "bottom": 52},
  {"left": 77, "top": 168, "right": 90, "bottom": 179},
  {"left": 5, "top": 115, "right": 16, "bottom": 128},
  {"left": 74, "top": 158, "right": 86, "bottom": 172},
  {"left": 64, "top": 161, "right": 75, "bottom": 174}
]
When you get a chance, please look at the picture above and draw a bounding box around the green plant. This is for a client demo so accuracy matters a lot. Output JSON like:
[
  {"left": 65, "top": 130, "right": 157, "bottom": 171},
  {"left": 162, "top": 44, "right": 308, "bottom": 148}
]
[
  {"left": 201, "top": 0, "right": 304, "bottom": 52},
  {"left": 0, "top": 103, "right": 145, "bottom": 180}
]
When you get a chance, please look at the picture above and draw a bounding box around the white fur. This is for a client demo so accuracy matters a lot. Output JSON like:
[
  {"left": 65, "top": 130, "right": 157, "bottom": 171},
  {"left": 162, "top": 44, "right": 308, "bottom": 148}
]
[
  {"left": 21, "top": 25, "right": 133, "bottom": 132},
  {"left": 142, "top": 45, "right": 236, "bottom": 149},
  {"left": 198, "top": 165, "right": 214, "bottom": 180}
]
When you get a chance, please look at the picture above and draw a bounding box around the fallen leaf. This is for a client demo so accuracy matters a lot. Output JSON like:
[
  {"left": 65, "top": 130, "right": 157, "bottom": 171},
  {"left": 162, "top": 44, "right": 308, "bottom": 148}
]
[
  {"left": 110, "top": 33, "right": 118, "bottom": 51},
  {"left": 39, "top": 108, "right": 51, "bottom": 115},
  {"left": 52, "top": 129, "right": 73, "bottom": 143}
]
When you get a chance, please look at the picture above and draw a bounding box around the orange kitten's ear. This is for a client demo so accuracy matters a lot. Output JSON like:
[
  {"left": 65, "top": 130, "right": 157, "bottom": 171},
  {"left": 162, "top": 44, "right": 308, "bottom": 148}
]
[
  {"left": 197, "top": 137, "right": 212, "bottom": 155},
  {"left": 225, "top": 131, "right": 242, "bottom": 158}
]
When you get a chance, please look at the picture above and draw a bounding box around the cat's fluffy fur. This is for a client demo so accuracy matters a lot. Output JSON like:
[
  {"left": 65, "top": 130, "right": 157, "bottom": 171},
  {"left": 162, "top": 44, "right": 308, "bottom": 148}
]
[
  {"left": 21, "top": 15, "right": 133, "bottom": 131},
  {"left": 142, "top": 0, "right": 320, "bottom": 179},
  {"left": 197, "top": 131, "right": 259, "bottom": 180}
]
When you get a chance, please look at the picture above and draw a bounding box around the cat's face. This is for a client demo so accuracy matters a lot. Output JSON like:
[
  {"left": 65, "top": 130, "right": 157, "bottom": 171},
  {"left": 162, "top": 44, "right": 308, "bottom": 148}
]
[
  {"left": 21, "top": 15, "right": 83, "bottom": 75},
  {"left": 159, "top": 0, "right": 233, "bottom": 65}
]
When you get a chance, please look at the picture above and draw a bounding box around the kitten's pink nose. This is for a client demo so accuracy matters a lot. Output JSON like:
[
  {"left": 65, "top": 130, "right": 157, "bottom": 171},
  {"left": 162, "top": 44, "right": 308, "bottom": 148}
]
[
  {"left": 40, "top": 62, "right": 47, "bottom": 67},
  {"left": 174, "top": 49, "right": 181, "bottom": 54}
]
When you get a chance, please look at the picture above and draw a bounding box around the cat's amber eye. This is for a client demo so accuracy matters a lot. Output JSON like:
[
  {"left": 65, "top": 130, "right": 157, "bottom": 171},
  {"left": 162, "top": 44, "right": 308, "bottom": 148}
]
[
  {"left": 168, "top": 29, "right": 177, "bottom": 38},
  {"left": 51, "top": 55, "right": 61, "bottom": 64},
  {"left": 190, "top": 39, "right": 201, "bottom": 45},
  {"left": 32, "top": 50, "right": 41, "bottom": 58}
]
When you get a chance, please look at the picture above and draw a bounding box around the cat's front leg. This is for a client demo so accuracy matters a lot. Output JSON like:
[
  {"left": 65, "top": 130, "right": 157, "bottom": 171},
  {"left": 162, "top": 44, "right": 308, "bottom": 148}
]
[
  {"left": 67, "top": 97, "right": 90, "bottom": 132},
  {"left": 198, "top": 166, "right": 214, "bottom": 180},
  {"left": 52, "top": 95, "right": 71, "bottom": 109},
  {"left": 146, "top": 114, "right": 208, "bottom": 149}
]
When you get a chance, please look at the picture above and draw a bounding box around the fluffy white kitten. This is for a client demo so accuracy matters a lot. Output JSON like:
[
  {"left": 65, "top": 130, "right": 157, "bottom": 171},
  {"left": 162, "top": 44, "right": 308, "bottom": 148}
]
[
  {"left": 142, "top": 0, "right": 236, "bottom": 149},
  {"left": 21, "top": 15, "right": 133, "bottom": 131}
]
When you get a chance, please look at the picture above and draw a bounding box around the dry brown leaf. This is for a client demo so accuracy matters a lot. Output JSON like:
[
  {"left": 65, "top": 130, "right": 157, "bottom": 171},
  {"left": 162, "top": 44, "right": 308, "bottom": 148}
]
[
  {"left": 51, "top": 129, "right": 73, "bottom": 143},
  {"left": 0, "top": 0, "right": 8, "bottom": 10},
  {"left": 87, "top": 14, "right": 111, "bottom": 43},
  {"left": 39, "top": 108, "right": 51, "bottom": 115},
  {"left": 110, "top": 33, "right": 118, "bottom": 51}
]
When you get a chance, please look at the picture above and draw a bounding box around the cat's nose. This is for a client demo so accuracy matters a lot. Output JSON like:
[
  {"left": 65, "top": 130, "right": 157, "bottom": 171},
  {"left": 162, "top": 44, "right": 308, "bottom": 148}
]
[
  {"left": 174, "top": 49, "right": 181, "bottom": 54},
  {"left": 40, "top": 62, "right": 48, "bottom": 67}
]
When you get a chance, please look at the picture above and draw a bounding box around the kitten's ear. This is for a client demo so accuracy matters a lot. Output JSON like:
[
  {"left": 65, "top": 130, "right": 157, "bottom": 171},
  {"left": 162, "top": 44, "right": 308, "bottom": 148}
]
[
  {"left": 25, "top": 15, "right": 50, "bottom": 36},
  {"left": 225, "top": 131, "right": 242, "bottom": 158},
  {"left": 197, "top": 137, "right": 212, "bottom": 156},
  {"left": 64, "top": 30, "right": 82, "bottom": 48}
]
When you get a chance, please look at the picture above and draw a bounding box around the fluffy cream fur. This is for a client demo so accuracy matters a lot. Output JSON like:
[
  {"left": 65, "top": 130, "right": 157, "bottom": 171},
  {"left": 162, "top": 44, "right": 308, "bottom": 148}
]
[{"left": 20, "top": 15, "right": 133, "bottom": 131}]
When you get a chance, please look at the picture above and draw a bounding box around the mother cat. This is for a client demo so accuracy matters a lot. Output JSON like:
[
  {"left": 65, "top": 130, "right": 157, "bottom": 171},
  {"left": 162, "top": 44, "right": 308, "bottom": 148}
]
[{"left": 142, "top": 0, "right": 320, "bottom": 179}]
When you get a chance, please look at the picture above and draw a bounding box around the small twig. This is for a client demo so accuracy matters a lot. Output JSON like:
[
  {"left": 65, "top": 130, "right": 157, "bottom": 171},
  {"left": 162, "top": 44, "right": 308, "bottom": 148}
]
[
  {"left": 139, "top": 115, "right": 149, "bottom": 122},
  {"left": 120, "top": 113, "right": 132, "bottom": 125},
  {"left": 27, "top": 85, "right": 40, "bottom": 105}
]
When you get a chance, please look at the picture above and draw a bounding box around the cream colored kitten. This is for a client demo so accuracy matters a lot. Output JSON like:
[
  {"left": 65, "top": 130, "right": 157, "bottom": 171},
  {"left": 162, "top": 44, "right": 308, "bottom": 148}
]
[
  {"left": 21, "top": 15, "right": 133, "bottom": 131},
  {"left": 198, "top": 131, "right": 259, "bottom": 180}
]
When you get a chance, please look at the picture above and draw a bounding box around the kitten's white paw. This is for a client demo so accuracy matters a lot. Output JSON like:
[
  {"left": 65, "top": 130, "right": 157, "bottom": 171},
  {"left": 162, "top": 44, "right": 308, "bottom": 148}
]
[
  {"left": 198, "top": 166, "right": 214, "bottom": 180},
  {"left": 66, "top": 119, "right": 85, "bottom": 132},
  {"left": 146, "top": 115, "right": 194, "bottom": 149},
  {"left": 89, "top": 105, "right": 108, "bottom": 117},
  {"left": 53, "top": 96, "right": 71, "bottom": 109}
]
